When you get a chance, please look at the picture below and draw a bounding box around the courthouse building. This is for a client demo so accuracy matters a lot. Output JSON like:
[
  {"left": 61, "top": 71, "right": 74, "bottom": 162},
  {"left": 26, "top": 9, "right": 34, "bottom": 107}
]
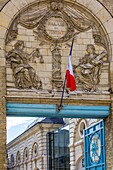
[
  {"left": 7, "top": 117, "right": 97, "bottom": 170},
  {"left": 7, "top": 118, "right": 66, "bottom": 170},
  {"left": 0, "top": 0, "right": 113, "bottom": 170}
]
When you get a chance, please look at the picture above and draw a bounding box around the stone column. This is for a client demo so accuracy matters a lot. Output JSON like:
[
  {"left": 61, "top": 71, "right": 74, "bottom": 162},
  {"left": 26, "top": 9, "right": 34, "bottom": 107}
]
[
  {"left": 105, "top": 53, "right": 113, "bottom": 169},
  {"left": 29, "top": 160, "right": 32, "bottom": 170},
  {"left": 69, "top": 119, "right": 76, "bottom": 170},
  {"left": 105, "top": 100, "right": 113, "bottom": 170},
  {"left": 69, "top": 144, "right": 76, "bottom": 170},
  {"left": 40, "top": 127, "right": 49, "bottom": 170},
  {"left": 0, "top": 64, "right": 6, "bottom": 169}
]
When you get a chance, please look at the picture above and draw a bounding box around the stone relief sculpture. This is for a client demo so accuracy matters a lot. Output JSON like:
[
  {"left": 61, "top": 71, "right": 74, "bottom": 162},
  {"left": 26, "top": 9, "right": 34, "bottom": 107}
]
[
  {"left": 74, "top": 44, "right": 107, "bottom": 92},
  {"left": 6, "top": 18, "right": 18, "bottom": 44},
  {"left": 5, "top": 0, "right": 109, "bottom": 94},
  {"left": 51, "top": 45, "right": 61, "bottom": 79},
  {"left": 6, "top": 41, "right": 43, "bottom": 89},
  {"left": 6, "top": 0, "right": 93, "bottom": 44},
  {"left": 30, "top": 48, "right": 44, "bottom": 63},
  {"left": 50, "top": 44, "right": 62, "bottom": 89}
]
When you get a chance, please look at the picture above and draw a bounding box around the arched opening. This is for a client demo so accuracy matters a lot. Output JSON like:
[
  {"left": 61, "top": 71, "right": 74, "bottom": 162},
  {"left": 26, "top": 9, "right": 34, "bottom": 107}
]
[{"left": 0, "top": 0, "right": 113, "bottom": 169}]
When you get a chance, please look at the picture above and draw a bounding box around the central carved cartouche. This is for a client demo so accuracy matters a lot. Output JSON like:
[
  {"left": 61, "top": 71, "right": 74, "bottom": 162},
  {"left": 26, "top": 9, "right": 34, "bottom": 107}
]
[{"left": 46, "top": 17, "right": 67, "bottom": 39}]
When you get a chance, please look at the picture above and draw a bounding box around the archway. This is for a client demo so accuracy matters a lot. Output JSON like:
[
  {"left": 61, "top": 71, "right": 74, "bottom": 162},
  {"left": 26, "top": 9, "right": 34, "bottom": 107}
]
[{"left": 0, "top": 0, "right": 113, "bottom": 169}]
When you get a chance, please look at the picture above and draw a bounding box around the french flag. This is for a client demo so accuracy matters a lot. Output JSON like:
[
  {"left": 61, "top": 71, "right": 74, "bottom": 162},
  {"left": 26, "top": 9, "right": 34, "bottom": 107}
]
[{"left": 66, "top": 40, "right": 76, "bottom": 91}]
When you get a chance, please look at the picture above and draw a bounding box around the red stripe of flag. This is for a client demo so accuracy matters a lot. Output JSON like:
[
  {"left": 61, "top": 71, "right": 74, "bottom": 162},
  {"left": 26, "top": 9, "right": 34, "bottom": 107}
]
[{"left": 66, "top": 41, "right": 76, "bottom": 91}]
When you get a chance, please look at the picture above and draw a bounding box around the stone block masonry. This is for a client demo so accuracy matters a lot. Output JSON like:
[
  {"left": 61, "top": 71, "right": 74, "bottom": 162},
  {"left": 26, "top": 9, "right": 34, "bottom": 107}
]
[{"left": 0, "top": 66, "right": 6, "bottom": 170}]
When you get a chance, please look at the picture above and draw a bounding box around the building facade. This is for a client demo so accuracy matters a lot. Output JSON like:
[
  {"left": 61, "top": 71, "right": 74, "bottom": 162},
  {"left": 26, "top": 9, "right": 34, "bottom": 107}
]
[
  {"left": 7, "top": 118, "right": 97, "bottom": 170},
  {"left": 7, "top": 118, "right": 65, "bottom": 170}
]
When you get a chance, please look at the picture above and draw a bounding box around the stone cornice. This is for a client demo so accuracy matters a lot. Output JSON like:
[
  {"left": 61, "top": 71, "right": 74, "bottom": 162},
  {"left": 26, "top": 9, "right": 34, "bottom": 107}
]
[{"left": 6, "top": 95, "right": 111, "bottom": 105}]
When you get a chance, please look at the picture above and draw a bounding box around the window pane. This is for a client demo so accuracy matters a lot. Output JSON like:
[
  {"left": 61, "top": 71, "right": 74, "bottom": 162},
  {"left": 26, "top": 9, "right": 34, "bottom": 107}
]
[{"left": 47, "top": 125, "right": 70, "bottom": 170}]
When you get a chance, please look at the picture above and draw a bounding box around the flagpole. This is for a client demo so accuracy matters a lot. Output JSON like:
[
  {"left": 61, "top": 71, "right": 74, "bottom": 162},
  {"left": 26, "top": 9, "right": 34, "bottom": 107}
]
[
  {"left": 58, "top": 74, "right": 66, "bottom": 110},
  {"left": 57, "top": 38, "right": 75, "bottom": 111}
]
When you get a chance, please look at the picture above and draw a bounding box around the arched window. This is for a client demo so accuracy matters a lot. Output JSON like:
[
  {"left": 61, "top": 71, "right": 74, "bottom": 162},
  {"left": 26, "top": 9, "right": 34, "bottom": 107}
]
[
  {"left": 10, "top": 154, "right": 14, "bottom": 166},
  {"left": 16, "top": 151, "right": 21, "bottom": 164},
  {"left": 76, "top": 156, "right": 84, "bottom": 170},
  {"left": 24, "top": 147, "right": 29, "bottom": 161},
  {"left": 32, "top": 143, "right": 38, "bottom": 158},
  {"left": 78, "top": 119, "right": 87, "bottom": 138}
]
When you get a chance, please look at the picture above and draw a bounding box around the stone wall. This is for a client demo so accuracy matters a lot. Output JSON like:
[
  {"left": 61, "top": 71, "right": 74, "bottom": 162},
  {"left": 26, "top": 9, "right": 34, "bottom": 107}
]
[
  {"left": 0, "top": 66, "right": 6, "bottom": 170},
  {"left": 0, "top": 0, "right": 113, "bottom": 169},
  {"left": 98, "top": 0, "right": 113, "bottom": 15},
  {"left": 0, "top": 0, "right": 113, "bottom": 16},
  {"left": 105, "top": 101, "right": 113, "bottom": 170}
]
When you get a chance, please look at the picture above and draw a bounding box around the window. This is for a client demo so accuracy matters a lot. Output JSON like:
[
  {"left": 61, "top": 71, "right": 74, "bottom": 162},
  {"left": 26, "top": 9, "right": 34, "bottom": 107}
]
[
  {"left": 77, "top": 157, "right": 84, "bottom": 170},
  {"left": 11, "top": 154, "right": 14, "bottom": 166},
  {"left": 24, "top": 147, "right": 29, "bottom": 161},
  {"left": 47, "top": 125, "right": 70, "bottom": 170},
  {"left": 78, "top": 120, "right": 87, "bottom": 138},
  {"left": 16, "top": 151, "right": 21, "bottom": 164},
  {"left": 32, "top": 143, "right": 38, "bottom": 157}
]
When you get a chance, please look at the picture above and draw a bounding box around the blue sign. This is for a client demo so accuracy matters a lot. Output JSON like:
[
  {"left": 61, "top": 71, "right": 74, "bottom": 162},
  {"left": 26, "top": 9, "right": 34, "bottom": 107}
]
[{"left": 84, "top": 120, "right": 106, "bottom": 170}]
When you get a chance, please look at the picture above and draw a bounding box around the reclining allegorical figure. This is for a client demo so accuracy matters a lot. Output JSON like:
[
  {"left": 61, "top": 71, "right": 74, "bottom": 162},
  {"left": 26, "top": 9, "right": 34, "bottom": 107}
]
[
  {"left": 74, "top": 44, "right": 107, "bottom": 92},
  {"left": 7, "top": 41, "right": 43, "bottom": 90}
]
